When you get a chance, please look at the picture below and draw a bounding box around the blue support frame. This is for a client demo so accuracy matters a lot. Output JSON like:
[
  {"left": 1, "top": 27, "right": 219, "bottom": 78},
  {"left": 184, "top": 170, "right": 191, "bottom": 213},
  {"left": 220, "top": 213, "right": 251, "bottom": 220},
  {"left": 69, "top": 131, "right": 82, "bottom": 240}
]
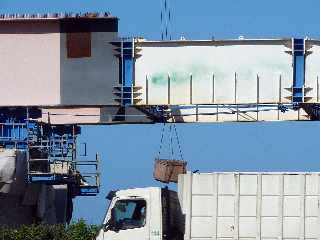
[
  {"left": 112, "top": 40, "right": 135, "bottom": 106},
  {"left": 292, "top": 38, "right": 305, "bottom": 103},
  {"left": 122, "top": 41, "right": 134, "bottom": 87},
  {"left": 121, "top": 41, "right": 134, "bottom": 105},
  {"left": 0, "top": 108, "right": 100, "bottom": 196}
]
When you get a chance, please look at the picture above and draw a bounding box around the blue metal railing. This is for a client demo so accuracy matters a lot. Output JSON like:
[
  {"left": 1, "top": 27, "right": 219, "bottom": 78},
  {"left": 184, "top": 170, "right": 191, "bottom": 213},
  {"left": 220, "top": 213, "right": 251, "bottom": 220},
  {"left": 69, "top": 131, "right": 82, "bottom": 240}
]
[{"left": 0, "top": 108, "right": 100, "bottom": 196}]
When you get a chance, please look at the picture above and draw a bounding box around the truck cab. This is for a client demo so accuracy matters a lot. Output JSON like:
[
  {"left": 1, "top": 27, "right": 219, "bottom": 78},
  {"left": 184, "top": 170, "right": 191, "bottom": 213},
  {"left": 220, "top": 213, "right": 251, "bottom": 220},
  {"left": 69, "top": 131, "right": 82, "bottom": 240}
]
[{"left": 96, "top": 187, "right": 184, "bottom": 240}]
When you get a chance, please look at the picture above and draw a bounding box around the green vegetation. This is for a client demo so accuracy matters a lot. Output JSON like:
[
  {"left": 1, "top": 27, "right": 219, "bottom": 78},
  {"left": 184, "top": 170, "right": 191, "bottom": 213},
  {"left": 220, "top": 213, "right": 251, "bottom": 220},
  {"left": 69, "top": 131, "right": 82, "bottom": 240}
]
[{"left": 0, "top": 219, "right": 99, "bottom": 240}]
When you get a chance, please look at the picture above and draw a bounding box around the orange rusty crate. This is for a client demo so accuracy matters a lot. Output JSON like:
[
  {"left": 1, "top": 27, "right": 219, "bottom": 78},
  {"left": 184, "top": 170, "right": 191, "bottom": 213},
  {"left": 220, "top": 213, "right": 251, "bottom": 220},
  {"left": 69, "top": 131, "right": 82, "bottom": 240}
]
[{"left": 153, "top": 158, "right": 187, "bottom": 183}]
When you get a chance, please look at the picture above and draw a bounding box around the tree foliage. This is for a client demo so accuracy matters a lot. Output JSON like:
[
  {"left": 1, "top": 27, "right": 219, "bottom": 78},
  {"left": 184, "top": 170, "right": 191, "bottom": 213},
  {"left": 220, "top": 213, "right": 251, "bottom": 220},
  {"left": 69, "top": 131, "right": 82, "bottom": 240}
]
[{"left": 0, "top": 219, "right": 99, "bottom": 240}]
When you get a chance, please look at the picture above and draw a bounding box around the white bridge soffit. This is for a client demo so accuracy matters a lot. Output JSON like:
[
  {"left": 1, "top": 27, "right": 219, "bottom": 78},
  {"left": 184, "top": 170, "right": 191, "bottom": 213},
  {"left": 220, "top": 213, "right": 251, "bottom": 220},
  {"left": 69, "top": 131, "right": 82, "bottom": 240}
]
[{"left": 40, "top": 105, "right": 311, "bottom": 125}]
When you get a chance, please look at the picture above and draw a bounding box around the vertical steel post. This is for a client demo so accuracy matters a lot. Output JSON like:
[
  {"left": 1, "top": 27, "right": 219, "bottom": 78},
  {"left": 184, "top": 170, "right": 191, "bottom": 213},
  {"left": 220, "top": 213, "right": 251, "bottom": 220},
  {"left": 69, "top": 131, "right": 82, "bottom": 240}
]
[
  {"left": 190, "top": 74, "right": 193, "bottom": 104},
  {"left": 234, "top": 72, "right": 237, "bottom": 104},
  {"left": 279, "top": 75, "right": 282, "bottom": 103},
  {"left": 212, "top": 74, "right": 215, "bottom": 104},
  {"left": 235, "top": 72, "right": 238, "bottom": 121},
  {"left": 168, "top": 74, "right": 171, "bottom": 105},
  {"left": 278, "top": 75, "right": 282, "bottom": 120},
  {"left": 256, "top": 75, "right": 260, "bottom": 121},
  {"left": 146, "top": 75, "right": 149, "bottom": 105},
  {"left": 317, "top": 76, "right": 319, "bottom": 102}
]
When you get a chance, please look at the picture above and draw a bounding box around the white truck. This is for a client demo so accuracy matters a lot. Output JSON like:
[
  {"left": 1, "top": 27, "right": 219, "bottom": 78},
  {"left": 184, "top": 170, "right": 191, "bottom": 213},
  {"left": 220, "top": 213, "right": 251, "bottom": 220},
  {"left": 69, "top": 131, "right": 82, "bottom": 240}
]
[{"left": 96, "top": 172, "right": 320, "bottom": 240}]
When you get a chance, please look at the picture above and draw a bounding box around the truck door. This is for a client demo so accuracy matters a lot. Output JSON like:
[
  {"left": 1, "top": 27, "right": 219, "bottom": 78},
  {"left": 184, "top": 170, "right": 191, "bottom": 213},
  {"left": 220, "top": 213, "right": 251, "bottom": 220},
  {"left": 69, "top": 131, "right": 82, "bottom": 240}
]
[{"left": 101, "top": 198, "right": 149, "bottom": 240}]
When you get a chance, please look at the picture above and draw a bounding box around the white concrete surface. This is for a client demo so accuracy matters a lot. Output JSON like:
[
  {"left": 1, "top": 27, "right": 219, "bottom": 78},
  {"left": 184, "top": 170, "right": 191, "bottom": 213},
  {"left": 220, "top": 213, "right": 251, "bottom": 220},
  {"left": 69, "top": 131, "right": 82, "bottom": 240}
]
[
  {"left": 135, "top": 40, "right": 293, "bottom": 105},
  {"left": 60, "top": 32, "right": 119, "bottom": 105},
  {"left": 0, "top": 32, "right": 61, "bottom": 106}
]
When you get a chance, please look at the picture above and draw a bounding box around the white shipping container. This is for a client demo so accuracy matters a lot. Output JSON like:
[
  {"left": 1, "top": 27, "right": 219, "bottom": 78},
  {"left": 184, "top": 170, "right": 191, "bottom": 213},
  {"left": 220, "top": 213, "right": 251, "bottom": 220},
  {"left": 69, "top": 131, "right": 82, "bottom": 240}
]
[{"left": 178, "top": 172, "right": 320, "bottom": 240}]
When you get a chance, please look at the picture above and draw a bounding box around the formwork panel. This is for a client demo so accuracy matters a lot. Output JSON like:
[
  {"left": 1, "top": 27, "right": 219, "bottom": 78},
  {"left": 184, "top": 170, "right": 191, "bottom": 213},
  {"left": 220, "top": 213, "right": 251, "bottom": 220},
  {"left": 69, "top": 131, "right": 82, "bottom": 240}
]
[
  {"left": 239, "top": 196, "right": 256, "bottom": 216},
  {"left": 239, "top": 217, "right": 257, "bottom": 238},
  {"left": 191, "top": 217, "right": 214, "bottom": 238},
  {"left": 261, "top": 196, "right": 279, "bottom": 216},
  {"left": 218, "top": 196, "right": 235, "bottom": 216},
  {"left": 305, "top": 196, "right": 318, "bottom": 216},
  {"left": 305, "top": 217, "right": 318, "bottom": 238},
  {"left": 192, "top": 174, "right": 214, "bottom": 195},
  {"left": 192, "top": 195, "right": 215, "bottom": 217},
  {"left": 261, "top": 217, "right": 279, "bottom": 238},
  {"left": 135, "top": 40, "right": 293, "bottom": 106},
  {"left": 217, "top": 217, "right": 235, "bottom": 238}
]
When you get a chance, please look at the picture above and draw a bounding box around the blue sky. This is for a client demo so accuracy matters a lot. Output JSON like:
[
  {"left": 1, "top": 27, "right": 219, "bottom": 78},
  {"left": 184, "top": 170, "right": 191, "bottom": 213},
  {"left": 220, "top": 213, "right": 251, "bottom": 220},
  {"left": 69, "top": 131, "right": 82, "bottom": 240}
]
[{"left": 2, "top": 0, "right": 320, "bottom": 224}]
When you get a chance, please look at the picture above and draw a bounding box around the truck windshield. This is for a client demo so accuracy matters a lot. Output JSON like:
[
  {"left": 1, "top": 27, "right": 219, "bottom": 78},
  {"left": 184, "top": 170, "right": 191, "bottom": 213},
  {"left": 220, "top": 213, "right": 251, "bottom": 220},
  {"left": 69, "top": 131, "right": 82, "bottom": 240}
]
[{"left": 112, "top": 199, "right": 146, "bottom": 230}]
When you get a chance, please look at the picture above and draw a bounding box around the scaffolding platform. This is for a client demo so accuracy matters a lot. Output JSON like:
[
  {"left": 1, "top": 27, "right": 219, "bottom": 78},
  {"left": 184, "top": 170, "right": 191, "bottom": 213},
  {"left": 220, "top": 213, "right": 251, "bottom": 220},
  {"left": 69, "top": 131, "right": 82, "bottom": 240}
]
[{"left": 0, "top": 108, "right": 100, "bottom": 196}]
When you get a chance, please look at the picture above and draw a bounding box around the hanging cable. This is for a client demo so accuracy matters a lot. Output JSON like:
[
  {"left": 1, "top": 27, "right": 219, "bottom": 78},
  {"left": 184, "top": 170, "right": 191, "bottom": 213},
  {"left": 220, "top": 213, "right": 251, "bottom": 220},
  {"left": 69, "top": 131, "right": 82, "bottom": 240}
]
[
  {"left": 157, "top": 122, "right": 166, "bottom": 159},
  {"left": 169, "top": 124, "right": 174, "bottom": 159},
  {"left": 154, "top": 122, "right": 187, "bottom": 184},
  {"left": 157, "top": 122, "right": 184, "bottom": 161},
  {"left": 160, "top": 0, "right": 172, "bottom": 40},
  {"left": 173, "top": 124, "right": 184, "bottom": 160}
]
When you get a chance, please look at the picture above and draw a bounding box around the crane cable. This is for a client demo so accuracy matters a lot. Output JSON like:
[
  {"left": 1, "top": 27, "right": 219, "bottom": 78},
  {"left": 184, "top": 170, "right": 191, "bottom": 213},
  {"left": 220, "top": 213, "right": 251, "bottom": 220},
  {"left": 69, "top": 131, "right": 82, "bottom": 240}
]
[
  {"left": 173, "top": 124, "right": 184, "bottom": 160},
  {"left": 161, "top": 0, "right": 172, "bottom": 40},
  {"left": 157, "top": 123, "right": 184, "bottom": 161}
]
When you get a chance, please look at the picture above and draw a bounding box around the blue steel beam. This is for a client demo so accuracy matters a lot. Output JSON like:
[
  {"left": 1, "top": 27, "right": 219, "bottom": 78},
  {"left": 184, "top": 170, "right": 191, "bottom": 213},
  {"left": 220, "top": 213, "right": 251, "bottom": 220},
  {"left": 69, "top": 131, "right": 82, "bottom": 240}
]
[
  {"left": 111, "top": 40, "right": 135, "bottom": 106},
  {"left": 292, "top": 38, "right": 306, "bottom": 103}
]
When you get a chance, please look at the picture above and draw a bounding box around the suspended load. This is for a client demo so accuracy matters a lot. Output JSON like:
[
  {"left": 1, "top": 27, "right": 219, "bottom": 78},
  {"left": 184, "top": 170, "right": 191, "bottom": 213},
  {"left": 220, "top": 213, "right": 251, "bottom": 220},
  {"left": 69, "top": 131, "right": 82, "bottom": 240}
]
[
  {"left": 153, "top": 124, "right": 187, "bottom": 183},
  {"left": 154, "top": 159, "right": 186, "bottom": 183}
]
